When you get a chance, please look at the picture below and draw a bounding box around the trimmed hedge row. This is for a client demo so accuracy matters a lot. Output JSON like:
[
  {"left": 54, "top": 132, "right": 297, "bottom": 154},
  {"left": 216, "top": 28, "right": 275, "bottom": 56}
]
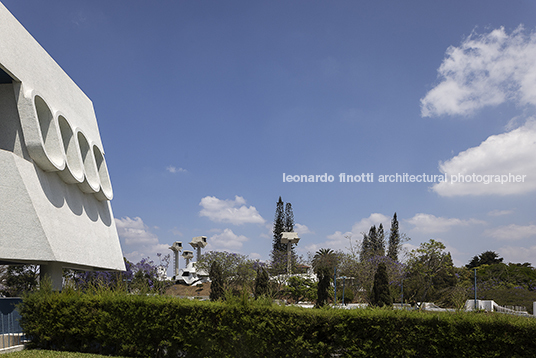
[{"left": 19, "top": 290, "right": 536, "bottom": 357}]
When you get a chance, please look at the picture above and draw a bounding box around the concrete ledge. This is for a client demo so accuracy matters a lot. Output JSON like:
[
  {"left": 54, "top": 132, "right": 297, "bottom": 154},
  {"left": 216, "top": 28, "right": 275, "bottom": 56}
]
[{"left": 0, "top": 344, "right": 26, "bottom": 354}]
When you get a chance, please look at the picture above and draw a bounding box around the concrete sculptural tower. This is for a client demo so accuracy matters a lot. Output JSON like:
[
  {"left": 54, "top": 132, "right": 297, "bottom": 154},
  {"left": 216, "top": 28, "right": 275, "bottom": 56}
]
[{"left": 0, "top": 2, "right": 125, "bottom": 289}]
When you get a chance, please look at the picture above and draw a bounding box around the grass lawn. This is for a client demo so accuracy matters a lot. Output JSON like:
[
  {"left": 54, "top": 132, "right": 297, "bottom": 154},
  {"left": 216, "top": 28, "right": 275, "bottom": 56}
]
[{"left": 3, "top": 350, "right": 127, "bottom": 358}]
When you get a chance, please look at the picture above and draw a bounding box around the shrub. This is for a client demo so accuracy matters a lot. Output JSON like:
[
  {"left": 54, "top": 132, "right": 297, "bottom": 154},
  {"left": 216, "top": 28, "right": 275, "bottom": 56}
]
[{"left": 19, "top": 288, "right": 536, "bottom": 358}]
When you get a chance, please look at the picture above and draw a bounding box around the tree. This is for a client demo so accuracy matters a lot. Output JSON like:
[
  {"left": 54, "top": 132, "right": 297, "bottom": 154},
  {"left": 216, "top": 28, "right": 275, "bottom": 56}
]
[
  {"left": 196, "top": 251, "right": 255, "bottom": 291},
  {"left": 284, "top": 202, "right": 294, "bottom": 232},
  {"left": 312, "top": 248, "right": 337, "bottom": 308},
  {"left": 404, "top": 239, "right": 456, "bottom": 305},
  {"left": 360, "top": 225, "right": 386, "bottom": 261},
  {"left": 254, "top": 266, "right": 270, "bottom": 299},
  {"left": 74, "top": 256, "right": 170, "bottom": 294},
  {"left": 272, "top": 197, "right": 285, "bottom": 253},
  {"left": 360, "top": 231, "right": 371, "bottom": 262},
  {"left": 466, "top": 251, "right": 503, "bottom": 269},
  {"left": 372, "top": 262, "right": 391, "bottom": 307},
  {"left": 387, "top": 213, "right": 400, "bottom": 261},
  {"left": 373, "top": 224, "right": 385, "bottom": 256},
  {"left": 285, "top": 276, "right": 316, "bottom": 303},
  {"left": 270, "top": 197, "right": 297, "bottom": 274},
  {"left": 209, "top": 261, "right": 224, "bottom": 301},
  {"left": 0, "top": 265, "right": 39, "bottom": 297}
]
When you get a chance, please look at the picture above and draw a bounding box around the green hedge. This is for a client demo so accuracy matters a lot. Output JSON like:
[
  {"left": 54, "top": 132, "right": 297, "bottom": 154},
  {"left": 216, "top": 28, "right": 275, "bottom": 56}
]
[{"left": 19, "top": 289, "right": 536, "bottom": 357}]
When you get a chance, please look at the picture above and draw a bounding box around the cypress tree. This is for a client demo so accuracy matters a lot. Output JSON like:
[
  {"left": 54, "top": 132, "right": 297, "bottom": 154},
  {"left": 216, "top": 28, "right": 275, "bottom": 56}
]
[
  {"left": 209, "top": 261, "right": 224, "bottom": 301},
  {"left": 362, "top": 225, "right": 386, "bottom": 261},
  {"left": 374, "top": 223, "right": 385, "bottom": 256},
  {"left": 387, "top": 213, "right": 400, "bottom": 262},
  {"left": 372, "top": 262, "right": 391, "bottom": 307},
  {"left": 284, "top": 202, "right": 294, "bottom": 232},
  {"left": 254, "top": 266, "right": 270, "bottom": 298},
  {"left": 272, "top": 197, "right": 285, "bottom": 252},
  {"left": 271, "top": 197, "right": 298, "bottom": 274},
  {"left": 360, "top": 232, "right": 371, "bottom": 262}
]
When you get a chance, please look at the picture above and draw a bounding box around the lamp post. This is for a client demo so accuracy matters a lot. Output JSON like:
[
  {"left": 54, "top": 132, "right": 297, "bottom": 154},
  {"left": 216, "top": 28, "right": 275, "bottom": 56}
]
[
  {"left": 281, "top": 232, "right": 300, "bottom": 275},
  {"left": 341, "top": 276, "right": 347, "bottom": 305},
  {"left": 474, "top": 268, "right": 477, "bottom": 311},
  {"left": 333, "top": 266, "right": 337, "bottom": 305}
]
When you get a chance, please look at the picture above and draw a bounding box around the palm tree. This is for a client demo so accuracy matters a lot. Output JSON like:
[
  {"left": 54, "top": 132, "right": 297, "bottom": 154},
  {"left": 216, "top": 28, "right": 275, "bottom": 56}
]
[{"left": 312, "top": 248, "right": 337, "bottom": 307}]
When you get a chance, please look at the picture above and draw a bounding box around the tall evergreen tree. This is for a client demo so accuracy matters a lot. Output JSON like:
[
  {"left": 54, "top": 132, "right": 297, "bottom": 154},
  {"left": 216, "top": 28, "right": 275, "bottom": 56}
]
[
  {"left": 209, "top": 261, "right": 224, "bottom": 301},
  {"left": 373, "top": 223, "right": 385, "bottom": 256},
  {"left": 270, "top": 197, "right": 297, "bottom": 274},
  {"left": 372, "top": 262, "right": 391, "bottom": 307},
  {"left": 254, "top": 266, "right": 270, "bottom": 299},
  {"left": 272, "top": 197, "right": 285, "bottom": 252},
  {"left": 284, "top": 202, "right": 294, "bottom": 232},
  {"left": 361, "top": 225, "right": 386, "bottom": 260},
  {"left": 387, "top": 213, "right": 400, "bottom": 261},
  {"left": 360, "top": 231, "right": 371, "bottom": 262}
]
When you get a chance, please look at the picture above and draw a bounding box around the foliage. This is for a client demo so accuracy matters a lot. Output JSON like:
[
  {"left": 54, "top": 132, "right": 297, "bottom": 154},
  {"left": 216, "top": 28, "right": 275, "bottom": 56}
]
[
  {"left": 284, "top": 202, "right": 294, "bottom": 233},
  {"left": 361, "top": 225, "right": 386, "bottom": 261},
  {"left": 467, "top": 262, "right": 536, "bottom": 293},
  {"left": 209, "top": 261, "right": 225, "bottom": 301},
  {"left": 285, "top": 276, "right": 316, "bottom": 303},
  {"left": 270, "top": 197, "right": 298, "bottom": 275},
  {"left": 196, "top": 251, "right": 255, "bottom": 291},
  {"left": 0, "top": 264, "right": 39, "bottom": 297},
  {"left": 356, "top": 255, "right": 405, "bottom": 304},
  {"left": 254, "top": 266, "right": 270, "bottom": 299},
  {"left": 336, "top": 285, "right": 354, "bottom": 303},
  {"left": 3, "top": 350, "right": 129, "bottom": 357},
  {"left": 19, "top": 288, "right": 536, "bottom": 358},
  {"left": 466, "top": 251, "right": 504, "bottom": 269},
  {"left": 372, "top": 263, "right": 391, "bottom": 307},
  {"left": 387, "top": 212, "right": 400, "bottom": 261},
  {"left": 458, "top": 262, "right": 536, "bottom": 313},
  {"left": 404, "top": 239, "right": 456, "bottom": 305},
  {"left": 272, "top": 196, "right": 286, "bottom": 253},
  {"left": 73, "top": 256, "right": 170, "bottom": 295},
  {"left": 312, "top": 248, "right": 338, "bottom": 308}
]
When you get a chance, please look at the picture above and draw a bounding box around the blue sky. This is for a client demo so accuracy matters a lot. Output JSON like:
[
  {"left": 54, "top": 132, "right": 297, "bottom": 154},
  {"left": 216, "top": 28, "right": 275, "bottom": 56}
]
[{"left": 4, "top": 0, "right": 536, "bottom": 272}]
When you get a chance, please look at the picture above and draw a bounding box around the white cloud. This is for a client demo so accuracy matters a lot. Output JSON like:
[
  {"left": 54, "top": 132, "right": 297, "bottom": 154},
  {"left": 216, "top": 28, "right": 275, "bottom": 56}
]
[
  {"left": 115, "top": 217, "right": 175, "bottom": 273},
  {"left": 249, "top": 252, "right": 262, "bottom": 260},
  {"left": 498, "top": 245, "right": 536, "bottom": 265},
  {"left": 349, "top": 213, "right": 391, "bottom": 236},
  {"left": 485, "top": 224, "right": 536, "bottom": 241},
  {"left": 199, "top": 195, "right": 265, "bottom": 225},
  {"left": 406, "top": 213, "right": 485, "bottom": 234},
  {"left": 115, "top": 216, "right": 158, "bottom": 245},
  {"left": 307, "top": 213, "right": 391, "bottom": 253},
  {"left": 207, "top": 228, "right": 249, "bottom": 250},
  {"left": 488, "top": 209, "right": 514, "bottom": 217},
  {"left": 422, "top": 26, "right": 536, "bottom": 197},
  {"left": 170, "top": 227, "right": 183, "bottom": 236},
  {"left": 421, "top": 25, "right": 536, "bottom": 117},
  {"left": 431, "top": 121, "right": 536, "bottom": 196},
  {"left": 124, "top": 243, "right": 170, "bottom": 266},
  {"left": 295, "top": 223, "right": 313, "bottom": 235},
  {"left": 166, "top": 166, "right": 187, "bottom": 173}
]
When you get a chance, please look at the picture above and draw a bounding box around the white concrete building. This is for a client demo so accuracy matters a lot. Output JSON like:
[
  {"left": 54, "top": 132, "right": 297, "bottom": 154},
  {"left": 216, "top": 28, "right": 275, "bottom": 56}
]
[{"left": 0, "top": 2, "right": 125, "bottom": 289}]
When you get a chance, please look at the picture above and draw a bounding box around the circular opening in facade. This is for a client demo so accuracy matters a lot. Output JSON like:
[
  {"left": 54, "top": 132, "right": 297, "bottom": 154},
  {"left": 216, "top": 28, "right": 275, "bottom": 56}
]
[
  {"left": 34, "top": 95, "right": 64, "bottom": 169},
  {"left": 93, "top": 146, "right": 113, "bottom": 201},
  {"left": 58, "top": 115, "right": 84, "bottom": 184},
  {"left": 77, "top": 131, "right": 100, "bottom": 193}
]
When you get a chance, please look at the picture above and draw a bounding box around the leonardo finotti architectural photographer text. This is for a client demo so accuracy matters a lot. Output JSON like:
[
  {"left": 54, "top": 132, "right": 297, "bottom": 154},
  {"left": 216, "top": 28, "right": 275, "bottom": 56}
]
[{"left": 282, "top": 173, "right": 527, "bottom": 184}]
